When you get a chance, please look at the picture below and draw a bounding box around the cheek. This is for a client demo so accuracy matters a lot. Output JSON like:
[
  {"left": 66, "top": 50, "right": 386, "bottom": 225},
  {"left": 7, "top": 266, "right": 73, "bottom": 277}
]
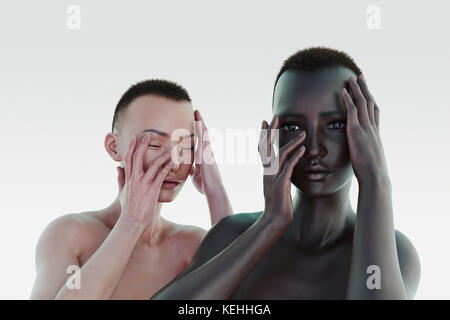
[
  {"left": 178, "top": 164, "right": 193, "bottom": 180},
  {"left": 327, "top": 135, "right": 350, "bottom": 169},
  {"left": 142, "top": 150, "right": 165, "bottom": 172},
  {"left": 279, "top": 135, "right": 303, "bottom": 158}
]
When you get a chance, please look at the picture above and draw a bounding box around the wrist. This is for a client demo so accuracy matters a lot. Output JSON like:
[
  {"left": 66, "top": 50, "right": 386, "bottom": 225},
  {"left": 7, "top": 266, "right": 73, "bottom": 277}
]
[
  {"left": 357, "top": 171, "right": 391, "bottom": 188},
  {"left": 204, "top": 184, "right": 226, "bottom": 198},
  {"left": 258, "top": 211, "right": 291, "bottom": 233},
  {"left": 116, "top": 215, "right": 146, "bottom": 235}
]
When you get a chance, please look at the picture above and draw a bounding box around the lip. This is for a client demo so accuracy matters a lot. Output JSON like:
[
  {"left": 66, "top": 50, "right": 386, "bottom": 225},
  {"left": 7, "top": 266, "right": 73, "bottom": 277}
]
[
  {"left": 304, "top": 171, "right": 331, "bottom": 181},
  {"left": 162, "top": 180, "right": 180, "bottom": 189},
  {"left": 303, "top": 165, "right": 331, "bottom": 181}
]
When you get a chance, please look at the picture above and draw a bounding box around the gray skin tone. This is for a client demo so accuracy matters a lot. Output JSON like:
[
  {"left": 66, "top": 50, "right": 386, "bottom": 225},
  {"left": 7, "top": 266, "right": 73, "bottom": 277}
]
[{"left": 151, "top": 67, "right": 421, "bottom": 300}]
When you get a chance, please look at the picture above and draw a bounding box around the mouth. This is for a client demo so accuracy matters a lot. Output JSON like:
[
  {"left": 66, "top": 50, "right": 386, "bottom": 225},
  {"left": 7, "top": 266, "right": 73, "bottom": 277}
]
[
  {"left": 161, "top": 180, "right": 180, "bottom": 190},
  {"left": 303, "top": 170, "right": 331, "bottom": 181}
]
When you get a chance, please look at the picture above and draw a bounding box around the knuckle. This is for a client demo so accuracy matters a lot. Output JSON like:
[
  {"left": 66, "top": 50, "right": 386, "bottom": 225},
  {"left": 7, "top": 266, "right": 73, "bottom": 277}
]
[{"left": 126, "top": 150, "right": 132, "bottom": 159}]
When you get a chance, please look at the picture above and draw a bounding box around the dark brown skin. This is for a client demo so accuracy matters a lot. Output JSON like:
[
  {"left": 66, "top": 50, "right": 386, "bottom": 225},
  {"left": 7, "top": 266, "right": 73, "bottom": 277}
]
[{"left": 151, "top": 67, "right": 421, "bottom": 300}]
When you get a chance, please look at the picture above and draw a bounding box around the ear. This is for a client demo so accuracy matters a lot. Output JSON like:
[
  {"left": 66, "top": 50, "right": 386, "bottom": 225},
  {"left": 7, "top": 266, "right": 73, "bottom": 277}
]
[{"left": 104, "top": 132, "right": 121, "bottom": 162}]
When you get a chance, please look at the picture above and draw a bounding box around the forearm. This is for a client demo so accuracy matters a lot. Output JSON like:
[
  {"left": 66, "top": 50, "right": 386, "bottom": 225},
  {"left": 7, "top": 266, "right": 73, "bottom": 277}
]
[
  {"left": 152, "top": 215, "right": 284, "bottom": 300},
  {"left": 205, "top": 186, "right": 233, "bottom": 226},
  {"left": 55, "top": 217, "right": 144, "bottom": 299},
  {"left": 346, "top": 175, "right": 406, "bottom": 299}
]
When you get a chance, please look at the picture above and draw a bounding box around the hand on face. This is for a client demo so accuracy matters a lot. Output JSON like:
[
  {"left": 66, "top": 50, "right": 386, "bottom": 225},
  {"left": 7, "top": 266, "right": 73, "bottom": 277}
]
[
  {"left": 118, "top": 132, "right": 175, "bottom": 228},
  {"left": 259, "top": 115, "right": 306, "bottom": 229},
  {"left": 190, "top": 109, "right": 224, "bottom": 195},
  {"left": 341, "top": 74, "right": 388, "bottom": 183}
]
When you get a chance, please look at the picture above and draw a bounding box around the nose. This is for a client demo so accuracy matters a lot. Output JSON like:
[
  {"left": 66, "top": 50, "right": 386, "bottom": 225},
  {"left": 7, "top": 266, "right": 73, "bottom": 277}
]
[
  {"left": 303, "top": 128, "right": 327, "bottom": 162},
  {"left": 165, "top": 141, "right": 188, "bottom": 173}
]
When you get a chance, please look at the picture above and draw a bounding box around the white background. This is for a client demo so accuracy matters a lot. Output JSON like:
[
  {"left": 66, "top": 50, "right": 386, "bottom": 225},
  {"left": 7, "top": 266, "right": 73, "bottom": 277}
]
[{"left": 0, "top": 0, "right": 449, "bottom": 299}]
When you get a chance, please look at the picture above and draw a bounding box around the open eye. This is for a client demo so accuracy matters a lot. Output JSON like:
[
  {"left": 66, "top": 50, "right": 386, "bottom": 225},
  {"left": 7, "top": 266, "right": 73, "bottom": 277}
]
[
  {"left": 282, "top": 124, "right": 301, "bottom": 133},
  {"left": 327, "top": 120, "right": 346, "bottom": 130}
]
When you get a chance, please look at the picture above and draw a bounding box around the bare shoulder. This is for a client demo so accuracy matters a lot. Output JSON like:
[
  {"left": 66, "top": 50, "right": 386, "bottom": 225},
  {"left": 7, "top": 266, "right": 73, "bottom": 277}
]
[
  {"left": 395, "top": 229, "right": 421, "bottom": 299},
  {"left": 36, "top": 211, "right": 109, "bottom": 261}
]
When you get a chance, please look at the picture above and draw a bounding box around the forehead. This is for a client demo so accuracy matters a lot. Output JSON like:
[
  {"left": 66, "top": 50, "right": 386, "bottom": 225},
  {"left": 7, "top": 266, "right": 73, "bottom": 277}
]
[
  {"left": 273, "top": 67, "right": 357, "bottom": 117},
  {"left": 120, "top": 94, "right": 194, "bottom": 136}
]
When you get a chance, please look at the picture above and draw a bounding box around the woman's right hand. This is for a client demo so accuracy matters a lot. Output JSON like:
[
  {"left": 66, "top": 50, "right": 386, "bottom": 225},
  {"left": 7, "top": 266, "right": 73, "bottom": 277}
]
[
  {"left": 258, "top": 115, "right": 306, "bottom": 230},
  {"left": 118, "top": 132, "right": 174, "bottom": 229}
]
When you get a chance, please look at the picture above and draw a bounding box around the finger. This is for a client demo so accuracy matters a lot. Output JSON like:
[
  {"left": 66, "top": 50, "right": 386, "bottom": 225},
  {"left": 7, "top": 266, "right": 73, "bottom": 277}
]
[
  {"left": 258, "top": 120, "right": 275, "bottom": 167},
  {"left": 269, "top": 115, "right": 279, "bottom": 147},
  {"left": 133, "top": 132, "right": 152, "bottom": 177},
  {"left": 194, "top": 113, "right": 204, "bottom": 165},
  {"left": 258, "top": 120, "right": 268, "bottom": 148},
  {"left": 143, "top": 151, "right": 172, "bottom": 184},
  {"left": 281, "top": 145, "right": 306, "bottom": 179},
  {"left": 152, "top": 160, "right": 175, "bottom": 188},
  {"left": 196, "top": 109, "right": 208, "bottom": 131},
  {"left": 125, "top": 136, "right": 137, "bottom": 182},
  {"left": 199, "top": 112, "right": 212, "bottom": 148},
  {"left": 357, "top": 74, "right": 376, "bottom": 127},
  {"left": 264, "top": 115, "right": 279, "bottom": 160},
  {"left": 342, "top": 88, "right": 359, "bottom": 127},
  {"left": 349, "top": 76, "right": 370, "bottom": 127},
  {"left": 374, "top": 103, "right": 380, "bottom": 131},
  {"left": 277, "top": 131, "right": 306, "bottom": 170},
  {"left": 174, "top": 136, "right": 184, "bottom": 168}
]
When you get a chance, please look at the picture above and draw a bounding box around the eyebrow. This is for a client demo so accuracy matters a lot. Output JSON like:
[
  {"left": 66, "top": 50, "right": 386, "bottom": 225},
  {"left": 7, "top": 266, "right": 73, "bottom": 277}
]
[
  {"left": 279, "top": 111, "right": 346, "bottom": 118},
  {"left": 141, "top": 128, "right": 194, "bottom": 138}
]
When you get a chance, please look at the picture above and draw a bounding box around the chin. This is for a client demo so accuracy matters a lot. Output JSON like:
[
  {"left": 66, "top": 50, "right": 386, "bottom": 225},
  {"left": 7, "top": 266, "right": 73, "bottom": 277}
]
[
  {"left": 157, "top": 184, "right": 184, "bottom": 202},
  {"left": 291, "top": 175, "right": 336, "bottom": 197},
  {"left": 292, "top": 177, "right": 352, "bottom": 198}
]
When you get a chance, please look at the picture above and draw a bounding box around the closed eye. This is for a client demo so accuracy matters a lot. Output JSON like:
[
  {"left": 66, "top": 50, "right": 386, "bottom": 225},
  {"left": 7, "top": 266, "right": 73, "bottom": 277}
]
[{"left": 148, "top": 144, "right": 161, "bottom": 148}]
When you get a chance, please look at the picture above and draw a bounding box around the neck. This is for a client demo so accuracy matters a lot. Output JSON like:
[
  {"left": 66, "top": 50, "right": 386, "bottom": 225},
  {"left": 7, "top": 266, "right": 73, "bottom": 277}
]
[
  {"left": 284, "top": 181, "right": 354, "bottom": 251},
  {"left": 140, "top": 202, "right": 166, "bottom": 247},
  {"left": 103, "top": 194, "right": 167, "bottom": 247}
]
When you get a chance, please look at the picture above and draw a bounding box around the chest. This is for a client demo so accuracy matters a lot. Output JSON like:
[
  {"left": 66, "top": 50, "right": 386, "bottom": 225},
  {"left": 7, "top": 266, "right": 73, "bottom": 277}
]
[
  {"left": 78, "top": 230, "right": 188, "bottom": 300},
  {"left": 110, "top": 243, "right": 187, "bottom": 299},
  {"left": 229, "top": 240, "right": 353, "bottom": 299}
]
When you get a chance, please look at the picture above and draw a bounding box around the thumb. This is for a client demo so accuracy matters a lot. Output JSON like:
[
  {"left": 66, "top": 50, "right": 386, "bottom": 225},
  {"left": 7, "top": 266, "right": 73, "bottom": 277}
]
[{"left": 117, "top": 166, "right": 125, "bottom": 193}]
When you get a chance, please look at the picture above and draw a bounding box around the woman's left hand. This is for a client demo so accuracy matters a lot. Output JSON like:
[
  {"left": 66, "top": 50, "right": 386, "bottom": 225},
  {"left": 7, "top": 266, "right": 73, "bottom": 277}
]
[
  {"left": 341, "top": 74, "right": 389, "bottom": 184},
  {"left": 190, "top": 109, "right": 225, "bottom": 195}
]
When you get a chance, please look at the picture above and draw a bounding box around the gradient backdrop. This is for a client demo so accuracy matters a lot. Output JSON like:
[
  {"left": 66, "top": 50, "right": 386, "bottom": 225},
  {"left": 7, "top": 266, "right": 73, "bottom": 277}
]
[{"left": 0, "top": 0, "right": 449, "bottom": 299}]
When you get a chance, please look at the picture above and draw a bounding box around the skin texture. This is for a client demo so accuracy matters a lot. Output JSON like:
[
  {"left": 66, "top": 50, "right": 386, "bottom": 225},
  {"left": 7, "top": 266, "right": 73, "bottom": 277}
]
[
  {"left": 151, "top": 67, "right": 421, "bottom": 300},
  {"left": 30, "top": 95, "right": 232, "bottom": 299}
]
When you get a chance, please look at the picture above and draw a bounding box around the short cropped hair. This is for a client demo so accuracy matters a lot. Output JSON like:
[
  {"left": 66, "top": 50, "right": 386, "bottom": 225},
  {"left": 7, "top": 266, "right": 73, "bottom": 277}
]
[
  {"left": 112, "top": 79, "right": 191, "bottom": 132},
  {"left": 273, "top": 46, "right": 362, "bottom": 98}
]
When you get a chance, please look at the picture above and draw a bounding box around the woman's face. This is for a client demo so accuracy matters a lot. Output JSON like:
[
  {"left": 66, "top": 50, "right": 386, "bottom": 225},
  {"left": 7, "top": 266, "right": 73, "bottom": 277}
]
[
  {"left": 273, "top": 67, "right": 357, "bottom": 196},
  {"left": 116, "top": 95, "right": 195, "bottom": 202}
]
